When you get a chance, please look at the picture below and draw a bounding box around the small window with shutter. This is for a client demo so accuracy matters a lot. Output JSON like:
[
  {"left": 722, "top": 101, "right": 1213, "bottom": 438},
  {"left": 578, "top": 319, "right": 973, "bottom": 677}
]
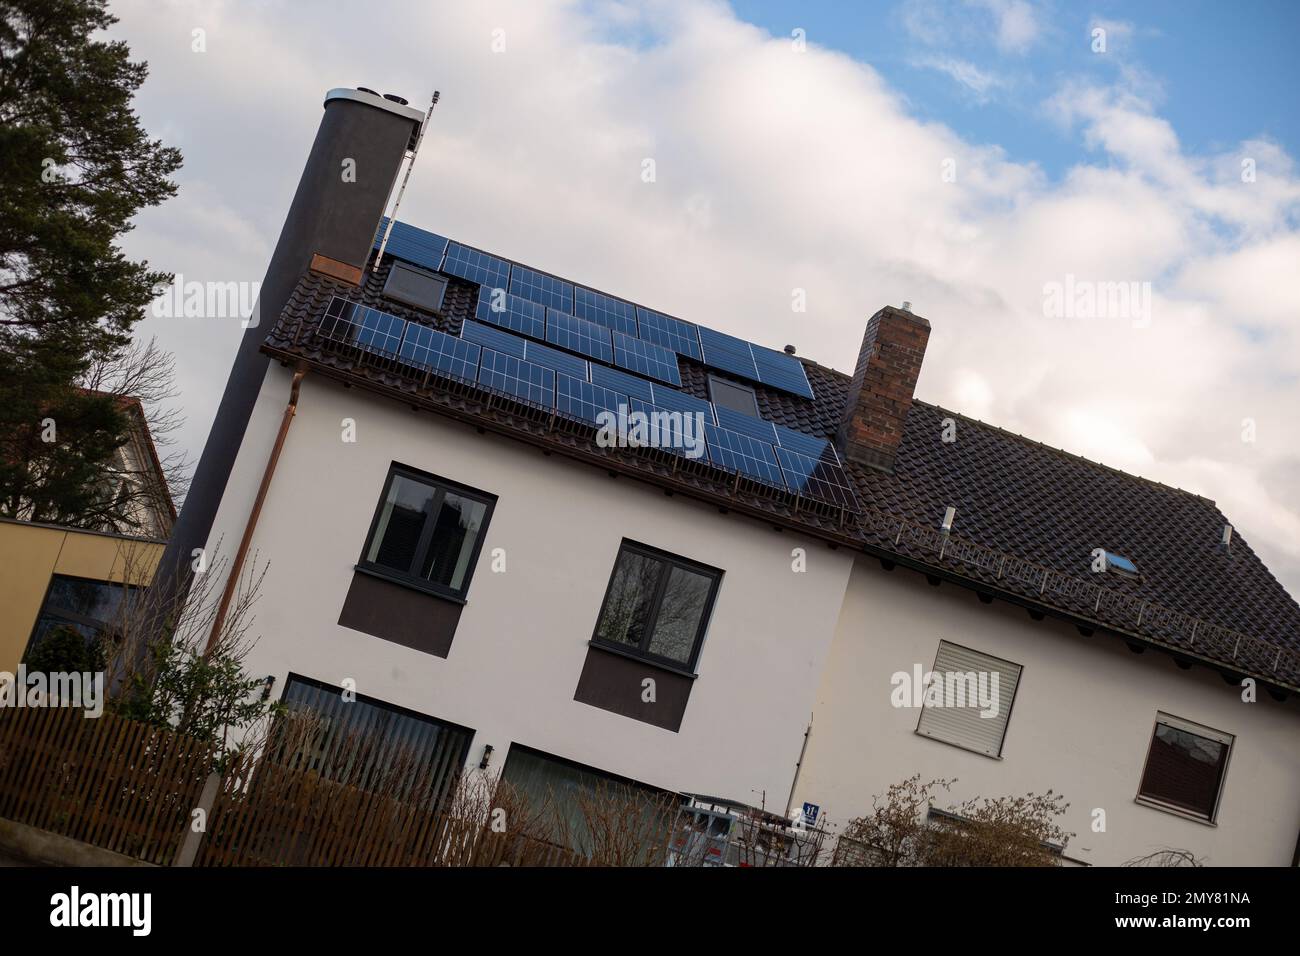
[
  {"left": 915, "top": 641, "right": 1023, "bottom": 758},
  {"left": 1136, "top": 713, "right": 1233, "bottom": 822}
]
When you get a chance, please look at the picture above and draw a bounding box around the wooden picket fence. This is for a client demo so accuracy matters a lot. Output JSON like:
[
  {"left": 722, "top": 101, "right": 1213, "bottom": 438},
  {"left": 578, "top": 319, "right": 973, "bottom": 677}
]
[
  {"left": 196, "top": 760, "right": 587, "bottom": 867},
  {"left": 0, "top": 706, "right": 586, "bottom": 867},
  {"left": 0, "top": 705, "right": 216, "bottom": 865}
]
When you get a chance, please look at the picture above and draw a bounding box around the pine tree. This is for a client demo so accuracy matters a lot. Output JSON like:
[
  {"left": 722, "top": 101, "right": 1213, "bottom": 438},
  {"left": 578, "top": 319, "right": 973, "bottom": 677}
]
[{"left": 0, "top": 0, "right": 182, "bottom": 527}]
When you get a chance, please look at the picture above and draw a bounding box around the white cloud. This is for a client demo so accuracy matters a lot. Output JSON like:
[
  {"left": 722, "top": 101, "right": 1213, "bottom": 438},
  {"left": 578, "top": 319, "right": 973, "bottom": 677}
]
[
  {"left": 901, "top": 0, "right": 1043, "bottom": 54},
  {"left": 913, "top": 55, "right": 1005, "bottom": 101},
  {"left": 108, "top": 0, "right": 1300, "bottom": 599},
  {"left": 971, "top": 0, "right": 1042, "bottom": 53}
]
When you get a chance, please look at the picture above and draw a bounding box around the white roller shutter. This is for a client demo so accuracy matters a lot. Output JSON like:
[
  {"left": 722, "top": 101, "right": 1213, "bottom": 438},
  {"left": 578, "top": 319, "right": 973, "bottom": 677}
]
[{"left": 915, "top": 641, "right": 1022, "bottom": 758}]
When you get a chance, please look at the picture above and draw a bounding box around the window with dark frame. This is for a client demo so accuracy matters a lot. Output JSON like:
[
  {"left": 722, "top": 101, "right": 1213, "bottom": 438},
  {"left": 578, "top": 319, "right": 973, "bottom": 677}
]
[
  {"left": 272, "top": 674, "right": 473, "bottom": 812},
  {"left": 592, "top": 541, "right": 722, "bottom": 671},
  {"left": 358, "top": 464, "right": 496, "bottom": 601},
  {"left": 24, "top": 575, "right": 138, "bottom": 662},
  {"left": 1137, "top": 713, "right": 1233, "bottom": 822},
  {"left": 707, "top": 375, "right": 760, "bottom": 418}
]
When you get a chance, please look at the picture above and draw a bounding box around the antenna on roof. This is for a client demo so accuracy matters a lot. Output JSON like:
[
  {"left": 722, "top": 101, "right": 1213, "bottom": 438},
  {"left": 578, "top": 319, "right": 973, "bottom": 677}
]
[
  {"left": 374, "top": 89, "right": 440, "bottom": 274},
  {"left": 1222, "top": 524, "right": 1233, "bottom": 549}
]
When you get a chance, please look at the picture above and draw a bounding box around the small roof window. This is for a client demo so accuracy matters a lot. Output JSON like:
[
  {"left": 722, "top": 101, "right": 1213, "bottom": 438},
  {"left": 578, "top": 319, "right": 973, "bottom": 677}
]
[
  {"left": 1104, "top": 551, "right": 1140, "bottom": 579},
  {"left": 708, "top": 375, "right": 759, "bottom": 418},
  {"left": 382, "top": 260, "right": 448, "bottom": 313}
]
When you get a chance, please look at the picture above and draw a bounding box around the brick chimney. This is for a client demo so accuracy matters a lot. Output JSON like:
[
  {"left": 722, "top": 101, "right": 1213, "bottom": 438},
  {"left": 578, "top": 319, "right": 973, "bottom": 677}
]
[{"left": 837, "top": 305, "right": 930, "bottom": 472}]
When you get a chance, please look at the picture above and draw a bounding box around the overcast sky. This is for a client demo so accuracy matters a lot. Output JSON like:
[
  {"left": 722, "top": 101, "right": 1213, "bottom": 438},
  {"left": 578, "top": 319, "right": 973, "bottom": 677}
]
[{"left": 112, "top": 0, "right": 1300, "bottom": 598}]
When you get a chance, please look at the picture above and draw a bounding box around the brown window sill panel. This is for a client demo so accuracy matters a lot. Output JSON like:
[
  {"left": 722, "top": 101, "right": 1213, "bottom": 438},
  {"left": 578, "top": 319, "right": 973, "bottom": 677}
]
[
  {"left": 573, "top": 643, "right": 696, "bottom": 733},
  {"left": 337, "top": 568, "right": 463, "bottom": 658}
]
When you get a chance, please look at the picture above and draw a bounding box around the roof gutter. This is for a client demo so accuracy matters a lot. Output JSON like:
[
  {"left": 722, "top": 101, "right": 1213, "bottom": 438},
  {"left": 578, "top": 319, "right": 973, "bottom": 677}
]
[{"left": 205, "top": 366, "right": 307, "bottom": 656}]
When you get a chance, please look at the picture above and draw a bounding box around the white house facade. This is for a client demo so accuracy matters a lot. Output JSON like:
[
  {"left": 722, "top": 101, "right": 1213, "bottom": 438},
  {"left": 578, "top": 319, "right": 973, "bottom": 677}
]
[{"left": 166, "top": 88, "right": 1300, "bottom": 866}]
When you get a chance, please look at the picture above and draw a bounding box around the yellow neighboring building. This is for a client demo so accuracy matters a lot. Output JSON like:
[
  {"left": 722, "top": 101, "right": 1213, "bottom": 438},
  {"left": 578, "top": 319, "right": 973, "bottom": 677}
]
[
  {"left": 0, "top": 518, "right": 166, "bottom": 672},
  {"left": 0, "top": 394, "right": 175, "bottom": 672}
]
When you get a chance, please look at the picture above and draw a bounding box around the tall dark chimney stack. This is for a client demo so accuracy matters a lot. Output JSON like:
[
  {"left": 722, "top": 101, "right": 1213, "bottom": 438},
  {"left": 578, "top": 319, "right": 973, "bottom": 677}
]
[
  {"left": 837, "top": 305, "right": 930, "bottom": 473},
  {"left": 153, "top": 88, "right": 423, "bottom": 597}
]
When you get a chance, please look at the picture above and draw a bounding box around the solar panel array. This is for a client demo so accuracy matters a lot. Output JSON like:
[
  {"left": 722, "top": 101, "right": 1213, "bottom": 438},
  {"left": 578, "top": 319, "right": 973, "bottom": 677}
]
[
  {"left": 704, "top": 424, "right": 786, "bottom": 489},
  {"left": 442, "top": 242, "right": 511, "bottom": 289},
  {"left": 522, "top": 339, "right": 588, "bottom": 380},
  {"left": 374, "top": 217, "right": 449, "bottom": 271},
  {"left": 774, "top": 447, "right": 859, "bottom": 510},
  {"left": 752, "top": 345, "right": 815, "bottom": 400},
  {"left": 648, "top": 383, "right": 715, "bottom": 423},
  {"left": 698, "top": 326, "right": 760, "bottom": 380},
  {"left": 400, "top": 323, "right": 480, "bottom": 381},
  {"left": 321, "top": 299, "right": 405, "bottom": 357},
  {"left": 376, "top": 220, "right": 814, "bottom": 400},
  {"left": 546, "top": 309, "right": 614, "bottom": 363},
  {"left": 635, "top": 308, "right": 702, "bottom": 361},
  {"left": 477, "top": 349, "right": 555, "bottom": 407},
  {"left": 590, "top": 363, "right": 655, "bottom": 402},
  {"left": 627, "top": 398, "right": 709, "bottom": 460},
  {"left": 556, "top": 373, "right": 625, "bottom": 425},
  {"left": 371, "top": 221, "right": 811, "bottom": 400},
  {"left": 714, "top": 405, "right": 779, "bottom": 445},
  {"left": 772, "top": 424, "right": 859, "bottom": 510},
  {"left": 773, "top": 424, "right": 831, "bottom": 460},
  {"left": 475, "top": 290, "right": 546, "bottom": 339},
  {"left": 509, "top": 265, "right": 574, "bottom": 313},
  {"left": 574, "top": 287, "right": 638, "bottom": 336},
  {"left": 461, "top": 319, "right": 526, "bottom": 358},
  {"left": 611, "top": 331, "right": 682, "bottom": 386},
  {"left": 317, "top": 296, "right": 857, "bottom": 510}
]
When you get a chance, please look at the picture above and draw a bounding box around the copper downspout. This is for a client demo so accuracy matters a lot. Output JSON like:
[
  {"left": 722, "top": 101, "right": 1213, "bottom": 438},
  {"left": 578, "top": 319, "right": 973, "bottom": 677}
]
[{"left": 205, "top": 367, "right": 307, "bottom": 655}]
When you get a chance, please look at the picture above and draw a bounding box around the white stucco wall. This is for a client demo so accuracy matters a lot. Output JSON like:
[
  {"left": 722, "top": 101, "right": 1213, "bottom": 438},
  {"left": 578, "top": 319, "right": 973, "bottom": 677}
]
[
  {"left": 794, "top": 556, "right": 1300, "bottom": 866},
  {"left": 203, "top": 363, "right": 856, "bottom": 804}
]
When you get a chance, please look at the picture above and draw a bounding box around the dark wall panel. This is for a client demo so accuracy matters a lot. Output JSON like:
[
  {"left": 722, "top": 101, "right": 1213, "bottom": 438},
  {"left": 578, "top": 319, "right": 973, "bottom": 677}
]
[
  {"left": 573, "top": 645, "right": 694, "bottom": 732},
  {"left": 338, "top": 571, "right": 462, "bottom": 658}
]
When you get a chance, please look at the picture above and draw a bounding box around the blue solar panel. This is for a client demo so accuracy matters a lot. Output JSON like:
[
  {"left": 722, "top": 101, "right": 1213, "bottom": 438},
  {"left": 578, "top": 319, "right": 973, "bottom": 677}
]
[
  {"left": 704, "top": 424, "right": 786, "bottom": 489},
  {"left": 460, "top": 319, "right": 526, "bottom": 358},
  {"left": 477, "top": 349, "right": 555, "bottom": 407},
  {"left": 627, "top": 398, "right": 710, "bottom": 459},
  {"left": 523, "top": 340, "right": 588, "bottom": 380},
  {"left": 399, "top": 323, "right": 480, "bottom": 381},
  {"left": 612, "top": 331, "right": 682, "bottom": 386},
  {"left": 546, "top": 309, "right": 613, "bottom": 363},
  {"left": 714, "top": 406, "right": 778, "bottom": 445},
  {"left": 590, "top": 363, "right": 655, "bottom": 402},
  {"left": 374, "top": 218, "right": 449, "bottom": 270},
  {"left": 698, "top": 326, "right": 759, "bottom": 380},
  {"left": 753, "top": 345, "right": 814, "bottom": 399},
  {"left": 635, "top": 308, "right": 702, "bottom": 361},
  {"left": 555, "top": 373, "right": 627, "bottom": 425},
  {"left": 476, "top": 288, "right": 546, "bottom": 339},
  {"left": 648, "top": 384, "right": 715, "bottom": 424},
  {"left": 776, "top": 448, "right": 859, "bottom": 510},
  {"left": 509, "top": 266, "right": 574, "bottom": 313},
  {"left": 574, "top": 287, "right": 638, "bottom": 336},
  {"left": 442, "top": 242, "right": 511, "bottom": 288},
  {"left": 321, "top": 298, "right": 406, "bottom": 356},
  {"left": 773, "top": 424, "right": 834, "bottom": 461}
]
